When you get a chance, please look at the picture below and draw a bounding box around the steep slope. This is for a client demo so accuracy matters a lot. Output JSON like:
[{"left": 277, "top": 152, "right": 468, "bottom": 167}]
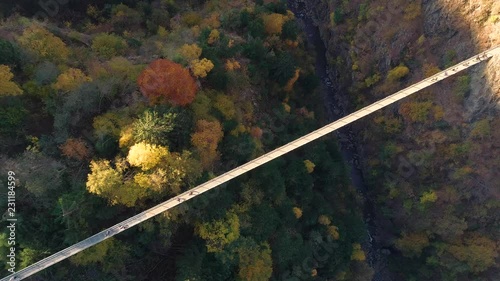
[{"left": 302, "top": 0, "right": 499, "bottom": 280}]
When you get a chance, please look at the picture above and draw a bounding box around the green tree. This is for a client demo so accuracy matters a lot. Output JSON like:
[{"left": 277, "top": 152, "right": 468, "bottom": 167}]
[
  {"left": 0, "top": 39, "right": 21, "bottom": 67},
  {"left": 237, "top": 238, "right": 273, "bottom": 281},
  {"left": 91, "top": 33, "right": 128, "bottom": 59},
  {"left": 196, "top": 211, "right": 240, "bottom": 253},
  {"left": 132, "top": 109, "right": 176, "bottom": 145},
  {"left": 281, "top": 20, "right": 299, "bottom": 40},
  {"left": 270, "top": 52, "right": 296, "bottom": 86}
]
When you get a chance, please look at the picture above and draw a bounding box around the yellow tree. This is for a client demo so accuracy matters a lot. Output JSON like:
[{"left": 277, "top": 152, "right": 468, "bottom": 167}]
[
  {"left": 351, "top": 243, "right": 366, "bottom": 261},
  {"left": 191, "top": 120, "right": 224, "bottom": 169},
  {"left": 327, "top": 225, "right": 340, "bottom": 240},
  {"left": 132, "top": 150, "right": 201, "bottom": 195},
  {"left": 191, "top": 58, "right": 214, "bottom": 78},
  {"left": 0, "top": 65, "right": 23, "bottom": 96},
  {"left": 127, "top": 142, "right": 169, "bottom": 171},
  {"left": 262, "top": 13, "right": 286, "bottom": 35},
  {"left": 207, "top": 29, "right": 220, "bottom": 45},
  {"left": 225, "top": 59, "right": 241, "bottom": 71},
  {"left": 86, "top": 159, "right": 147, "bottom": 207},
  {"left": 318, "top": 215, "right": 331, "bottom": 226},
  {"left": 284, "top": 68, "right": 300, "bottom": 92},
  {"left": 53, "top": 68, "right": 92, "bottom": 92},
  {"left": 303, "top": 159, "right": 315, "bottom": 173},
  {"left": 17, "top": 25, "right": 70, "bottom": 62},
  {"left": 213, "top": 93, "right": 236, "bottom": 120},
  {"left": 179, "top": 43, "right": 202, "bottom": 61},
  {"left": 292, "top": 207, "right": 303, "bottom": 219}
]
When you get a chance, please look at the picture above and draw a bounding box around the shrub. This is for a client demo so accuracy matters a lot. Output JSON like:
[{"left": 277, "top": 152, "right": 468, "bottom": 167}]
[
  {"left": 91, "top": 33, "right": 128, "bottom": 59},
  {"left": 364, "top": 73, "right": 381, "bottom": 88},
  {"left": 470, "top": 119, "right": 490, "bottom": 139},
  {"left": 387, "top": 65, "right": 410, "bottom": 82},
  {"left": 454, "top": 75, "right": 470, "bottom": 101},
  {"left": 330, "top": 8, "right": 344, "bottom": 26},
  {"left": 399, "top": 101, "right": 433, "bottom": 123}
]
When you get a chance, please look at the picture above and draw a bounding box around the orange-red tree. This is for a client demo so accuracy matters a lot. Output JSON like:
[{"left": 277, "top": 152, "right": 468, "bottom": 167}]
[
  {"left": 137, "top": 59, "right": 198, "bottom": 106},
  {"left": 60, "top": 138, "right": 91, "bottom": 161}
]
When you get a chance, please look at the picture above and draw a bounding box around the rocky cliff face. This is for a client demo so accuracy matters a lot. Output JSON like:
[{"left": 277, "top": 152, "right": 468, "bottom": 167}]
[
  {"left": 422, "top": 0, "right": 500, "bottom": 116},
  {"left": 306, "top": 0, "right": 499, "bottom": 115}
]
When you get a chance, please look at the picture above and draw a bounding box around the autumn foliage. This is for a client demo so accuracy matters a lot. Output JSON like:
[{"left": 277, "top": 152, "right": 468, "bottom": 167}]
[
  {"left": 0, "top": 65, "right": 22, "bottom": 96},
  {"left": 191, "top": 120, "right": 224, "bottom": 169},
  {"left": 137, "top": 59, "right": 198, "bottom": 106},
  {"left": 60, "top": 138, "right": 90, "bottom": 161}
]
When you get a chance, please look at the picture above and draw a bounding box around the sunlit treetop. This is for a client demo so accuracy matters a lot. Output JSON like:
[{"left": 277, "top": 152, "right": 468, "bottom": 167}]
[{"left": 127, "top": 142, "right": 169, "bottom": 171}]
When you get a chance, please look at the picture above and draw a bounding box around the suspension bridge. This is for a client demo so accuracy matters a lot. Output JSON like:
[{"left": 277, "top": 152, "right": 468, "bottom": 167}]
[{"left": 3, "top": 45, "right": 500, "bottom": 281}]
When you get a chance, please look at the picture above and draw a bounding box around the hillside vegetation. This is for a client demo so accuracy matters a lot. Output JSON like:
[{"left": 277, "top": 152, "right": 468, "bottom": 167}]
[{"left": 306, "top": 0, "right": 499, "bottom": 280}]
